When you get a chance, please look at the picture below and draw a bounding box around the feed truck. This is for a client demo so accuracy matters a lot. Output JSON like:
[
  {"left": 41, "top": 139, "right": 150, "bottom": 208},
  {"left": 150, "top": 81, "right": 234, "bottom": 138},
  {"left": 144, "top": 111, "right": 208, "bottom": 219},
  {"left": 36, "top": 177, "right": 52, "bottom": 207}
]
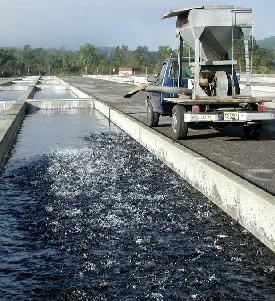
[{"left": 125, "top": 6, "right": 275, "bottom": 139}]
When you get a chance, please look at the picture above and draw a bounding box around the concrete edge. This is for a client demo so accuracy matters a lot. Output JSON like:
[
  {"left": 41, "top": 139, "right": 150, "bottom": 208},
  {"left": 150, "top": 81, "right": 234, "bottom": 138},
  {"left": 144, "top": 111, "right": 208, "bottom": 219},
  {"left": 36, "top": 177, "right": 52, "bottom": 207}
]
[
  {"left": 66, "top": 81, "right": 275, "bottom": 253},
  {"left": 26, "top": 79, "right": 93, "bottom": 110},
  {"left": 0, "top": 102, "right": 27, "bottom": 165},
  {"left": 0, "top": 77, "right": 39, "bottom": 166},
  {"left": 0, "top": 79, "right": 14, "bottom": 86},
  {"left": 27, "top": 99, "right": 93, "bottom": 110}
]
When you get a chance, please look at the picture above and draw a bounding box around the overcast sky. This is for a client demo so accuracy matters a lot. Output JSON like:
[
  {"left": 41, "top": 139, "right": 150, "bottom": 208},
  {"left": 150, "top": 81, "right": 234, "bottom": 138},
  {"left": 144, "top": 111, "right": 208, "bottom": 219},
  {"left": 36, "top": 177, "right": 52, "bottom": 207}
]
[{"left": 0, "top": 0, "right": 274, "bottom": 50}]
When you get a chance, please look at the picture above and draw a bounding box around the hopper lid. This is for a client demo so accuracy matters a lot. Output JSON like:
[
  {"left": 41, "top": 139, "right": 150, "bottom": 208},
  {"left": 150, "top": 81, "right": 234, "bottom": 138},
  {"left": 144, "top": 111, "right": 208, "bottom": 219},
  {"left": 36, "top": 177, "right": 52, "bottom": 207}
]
[{"left": 162, "top": 6, "right": 236, "bottom": 19}]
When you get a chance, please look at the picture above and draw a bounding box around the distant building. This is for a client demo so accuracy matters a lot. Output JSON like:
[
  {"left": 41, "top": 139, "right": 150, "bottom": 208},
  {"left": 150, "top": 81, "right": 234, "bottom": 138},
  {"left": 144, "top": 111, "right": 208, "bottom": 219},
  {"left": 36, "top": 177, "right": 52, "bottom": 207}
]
[{"left": 118, "top": 67, "right": 141, "bottom": 76}]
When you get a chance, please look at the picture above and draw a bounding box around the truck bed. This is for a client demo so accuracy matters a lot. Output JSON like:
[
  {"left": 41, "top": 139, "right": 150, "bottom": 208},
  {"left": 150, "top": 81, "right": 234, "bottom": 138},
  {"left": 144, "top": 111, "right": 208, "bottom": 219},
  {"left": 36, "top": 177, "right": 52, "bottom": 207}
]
[{"left": 164, "top": 95, "right": 273, "bottom": 105}]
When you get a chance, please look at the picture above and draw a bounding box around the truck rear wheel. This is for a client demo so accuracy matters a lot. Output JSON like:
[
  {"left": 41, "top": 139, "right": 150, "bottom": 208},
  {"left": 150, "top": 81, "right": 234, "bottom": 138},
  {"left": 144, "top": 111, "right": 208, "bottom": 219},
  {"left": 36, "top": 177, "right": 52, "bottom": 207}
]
[
  {"left": 243, "top": 123, "right": 261, "bottom": 140},
  {"left": 171, "top": 105, "right": 188, "bottom": 139},
  {"left": 147, "top": 99, "right": 159, "bottom": 127}
]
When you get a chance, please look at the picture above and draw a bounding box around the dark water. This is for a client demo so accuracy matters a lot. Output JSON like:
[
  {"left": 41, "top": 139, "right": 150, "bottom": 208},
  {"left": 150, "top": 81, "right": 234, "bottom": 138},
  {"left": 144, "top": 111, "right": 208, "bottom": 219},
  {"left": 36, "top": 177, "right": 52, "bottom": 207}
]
[{"left": 0, "top": 110, "right": 274, "bottom": 301}]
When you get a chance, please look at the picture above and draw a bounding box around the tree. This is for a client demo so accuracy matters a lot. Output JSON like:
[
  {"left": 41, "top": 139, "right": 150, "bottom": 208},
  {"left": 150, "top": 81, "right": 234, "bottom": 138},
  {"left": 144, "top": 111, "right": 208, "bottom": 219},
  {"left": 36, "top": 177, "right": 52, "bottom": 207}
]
[
  {"left": 44, "top": 50, "right": 57, "bottom": 75},
  {"left": 135, "top": 45, "right": 149, "bottom": 67},
  {"left": 158, "top": 46, "right": 174, "bottom": 60},
  {"left": 111, "top": 45, "right": 138, "bottom": 70},
  {"left": 16, "top": 45, "right": 36, "bottom": 75},
  {"left": 252, "top": 43, "right": 270, "bottom": 73},
  {"left": 0, "top": 48, "right": 16, "bottom": 76},
  {"left": 78, "top": 44, "right": 98, "bottom": 74},
  {"left": 112, "top": 46, "right": 123, "bottom": 68},
  {"left": 0, "top": 41, "right": 273, "bottom": 77}
]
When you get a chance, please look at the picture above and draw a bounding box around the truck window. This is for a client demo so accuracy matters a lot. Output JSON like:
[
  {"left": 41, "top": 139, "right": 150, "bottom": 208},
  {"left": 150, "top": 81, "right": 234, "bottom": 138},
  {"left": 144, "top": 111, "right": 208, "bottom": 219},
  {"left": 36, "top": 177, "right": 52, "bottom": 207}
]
[
  {"left": 169, "top": 60, "right": 193, "bottom": 79},
  {"left": 158, "top": 63, "right": 167, "bottom": 82},
  {"left": 170, "top": 61, "right": 179, "bottom": 79},
  {"left": 182, "top": 61, "right": 193, "bottom": 78}
]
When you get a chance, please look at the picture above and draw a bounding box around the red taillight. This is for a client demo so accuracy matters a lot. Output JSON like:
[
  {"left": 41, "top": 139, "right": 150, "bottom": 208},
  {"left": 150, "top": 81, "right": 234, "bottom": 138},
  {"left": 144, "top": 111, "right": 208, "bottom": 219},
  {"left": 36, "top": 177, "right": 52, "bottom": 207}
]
[
  {"left": 257, "top": 103, "right": 265, "bottom": 112},
  {"left": 192, "top": 105, "right": 201, "bottom": 113}
]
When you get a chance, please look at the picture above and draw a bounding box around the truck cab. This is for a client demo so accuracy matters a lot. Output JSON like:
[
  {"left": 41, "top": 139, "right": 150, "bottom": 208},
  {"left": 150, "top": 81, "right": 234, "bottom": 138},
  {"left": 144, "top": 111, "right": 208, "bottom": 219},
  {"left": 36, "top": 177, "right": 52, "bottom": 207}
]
[{"left": 146, "top": 58, "right": 193, "bottom": 123}]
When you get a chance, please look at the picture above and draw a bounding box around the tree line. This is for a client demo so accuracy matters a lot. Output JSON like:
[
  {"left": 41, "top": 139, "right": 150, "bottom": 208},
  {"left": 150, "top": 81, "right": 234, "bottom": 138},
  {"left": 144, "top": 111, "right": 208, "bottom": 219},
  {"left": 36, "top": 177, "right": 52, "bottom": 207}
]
[
  {"left": 0, "top": 42, "right": 274, "bottom": 77},
  {"left": 0, "top": 44, "right": 175, "bottom": 77}
]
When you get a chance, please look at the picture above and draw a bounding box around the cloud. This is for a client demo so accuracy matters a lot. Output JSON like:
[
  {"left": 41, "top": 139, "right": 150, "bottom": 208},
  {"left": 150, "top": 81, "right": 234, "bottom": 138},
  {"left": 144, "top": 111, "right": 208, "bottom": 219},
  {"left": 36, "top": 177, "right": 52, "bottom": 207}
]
[{"left": 0, "top": 0, "right": 273, "bottom": 50}]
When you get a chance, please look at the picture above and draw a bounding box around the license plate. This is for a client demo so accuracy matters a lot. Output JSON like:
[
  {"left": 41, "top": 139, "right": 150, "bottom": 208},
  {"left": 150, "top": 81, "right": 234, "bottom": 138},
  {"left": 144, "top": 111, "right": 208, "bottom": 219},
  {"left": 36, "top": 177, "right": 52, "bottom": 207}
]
[
  {"left": 224, "top": 112, "right": 239, "bottom": 121},
  {"left": 198, "top": 114, "right": 214, "bottom": 121}
]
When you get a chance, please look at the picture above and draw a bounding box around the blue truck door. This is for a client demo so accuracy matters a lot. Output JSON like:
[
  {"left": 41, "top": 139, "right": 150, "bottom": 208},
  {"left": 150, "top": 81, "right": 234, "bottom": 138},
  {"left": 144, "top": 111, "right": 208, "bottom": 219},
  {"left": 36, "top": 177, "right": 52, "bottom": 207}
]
[
  {"left": 159, "top": 59, "right": 178, "bottom": 106},
  {"left": 150, "top": 59, "right": 181, "bottom": 114},
  {"left": 150, "top": 62, "right": 168, "bottom": 114}
]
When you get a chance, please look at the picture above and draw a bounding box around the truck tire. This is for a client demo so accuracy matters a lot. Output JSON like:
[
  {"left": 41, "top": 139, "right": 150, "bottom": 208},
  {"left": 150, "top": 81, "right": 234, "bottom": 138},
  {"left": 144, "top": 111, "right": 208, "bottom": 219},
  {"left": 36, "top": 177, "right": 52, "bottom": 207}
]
[
  {"left": 147, "top": 99, "right": 159, "bottom": 127},
  {"left": 243, "top": 123, "right": 261, "bottom": 140},
  {"left": 171, "top": 105, "right": 188, "bottom": 139}
]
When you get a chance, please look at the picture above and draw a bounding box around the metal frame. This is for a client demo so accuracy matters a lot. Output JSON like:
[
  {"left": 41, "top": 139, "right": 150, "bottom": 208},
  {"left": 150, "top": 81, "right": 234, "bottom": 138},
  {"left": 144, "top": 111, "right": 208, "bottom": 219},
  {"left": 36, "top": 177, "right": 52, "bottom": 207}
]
[{"left": 165, "top": 6, "right": 254, "bottom": 101}]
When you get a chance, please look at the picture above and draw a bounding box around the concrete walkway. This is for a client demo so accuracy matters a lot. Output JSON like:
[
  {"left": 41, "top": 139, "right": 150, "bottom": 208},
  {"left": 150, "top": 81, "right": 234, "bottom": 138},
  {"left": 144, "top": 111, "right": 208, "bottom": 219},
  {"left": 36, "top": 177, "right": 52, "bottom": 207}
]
[
  {"left": 63, "top": 76, "right": 275, "bottom": 195},
  {"left": 0, "top": 78, "right": 14, "bottom": 86}
]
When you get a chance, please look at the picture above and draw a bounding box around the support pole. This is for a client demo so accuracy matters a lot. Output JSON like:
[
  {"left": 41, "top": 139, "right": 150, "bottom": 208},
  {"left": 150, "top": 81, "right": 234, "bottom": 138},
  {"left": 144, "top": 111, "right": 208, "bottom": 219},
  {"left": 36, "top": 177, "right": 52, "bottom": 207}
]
[
  {"left": 178, "top": 36, "right": 183, "bottom": 87},
  {"left": 244, "top": 38, "right": 251, "bottom": 83},
  {"left": 193, "top": 38, "right": 200, "bottom": 100},
  {"left": 231, "top": 13, "right": 235, "bottom": 97}
]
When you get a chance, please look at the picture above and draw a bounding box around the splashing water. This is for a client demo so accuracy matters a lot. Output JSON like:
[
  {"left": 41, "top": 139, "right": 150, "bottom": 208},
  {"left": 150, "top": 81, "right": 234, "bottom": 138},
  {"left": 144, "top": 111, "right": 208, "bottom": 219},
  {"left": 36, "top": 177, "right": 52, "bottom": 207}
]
[{"left": 0, "top": 115, "right": 274, "bottom": 300}]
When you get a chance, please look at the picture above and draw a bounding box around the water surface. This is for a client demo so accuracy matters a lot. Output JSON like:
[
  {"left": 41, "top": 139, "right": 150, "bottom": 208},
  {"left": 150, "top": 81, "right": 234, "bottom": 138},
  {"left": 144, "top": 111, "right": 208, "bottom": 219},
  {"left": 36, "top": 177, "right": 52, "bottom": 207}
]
[
  {"left": 33, "top": 89, "right": 78, "bottom": 100},
  {"left": 0, "top": 90, "right": 24, "bottom": 100},
  {"left": 0, "top": 110, "right": 274, "bottom": 301}
]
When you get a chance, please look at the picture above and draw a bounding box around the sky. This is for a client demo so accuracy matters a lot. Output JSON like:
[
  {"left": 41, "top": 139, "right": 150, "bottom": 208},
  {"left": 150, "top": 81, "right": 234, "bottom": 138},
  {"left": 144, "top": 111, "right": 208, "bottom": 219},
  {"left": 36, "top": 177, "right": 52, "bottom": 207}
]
[{"left": 0, "top": 0, "right": 274, "bottom": 51}]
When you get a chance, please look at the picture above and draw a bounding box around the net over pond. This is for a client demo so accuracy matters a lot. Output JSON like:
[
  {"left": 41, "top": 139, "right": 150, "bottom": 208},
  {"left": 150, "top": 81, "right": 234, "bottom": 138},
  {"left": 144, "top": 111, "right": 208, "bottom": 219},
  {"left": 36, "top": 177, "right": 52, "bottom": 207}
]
[{"left": 0, "top": 110, "right": 274, "bottom": 301}]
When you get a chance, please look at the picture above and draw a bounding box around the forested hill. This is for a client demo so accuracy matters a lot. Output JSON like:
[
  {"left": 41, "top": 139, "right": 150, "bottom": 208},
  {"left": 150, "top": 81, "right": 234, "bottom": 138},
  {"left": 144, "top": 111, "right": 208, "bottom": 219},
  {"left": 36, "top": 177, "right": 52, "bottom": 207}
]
[
  {"left": 0, "top": 45, "right": 170, "bottom": 77},
  {"left": 258, "top": 36, "right": 275, "bottom": 49},
  {"left": 0, "top": 41, "right": 275, "bottom": 77}
]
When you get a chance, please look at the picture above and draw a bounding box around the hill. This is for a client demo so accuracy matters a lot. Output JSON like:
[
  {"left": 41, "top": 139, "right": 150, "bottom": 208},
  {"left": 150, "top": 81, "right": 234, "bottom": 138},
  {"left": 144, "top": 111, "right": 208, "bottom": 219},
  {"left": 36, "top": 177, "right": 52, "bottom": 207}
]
[{"left": 258, "top": 36, "right": 275, "bottom": 49}]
